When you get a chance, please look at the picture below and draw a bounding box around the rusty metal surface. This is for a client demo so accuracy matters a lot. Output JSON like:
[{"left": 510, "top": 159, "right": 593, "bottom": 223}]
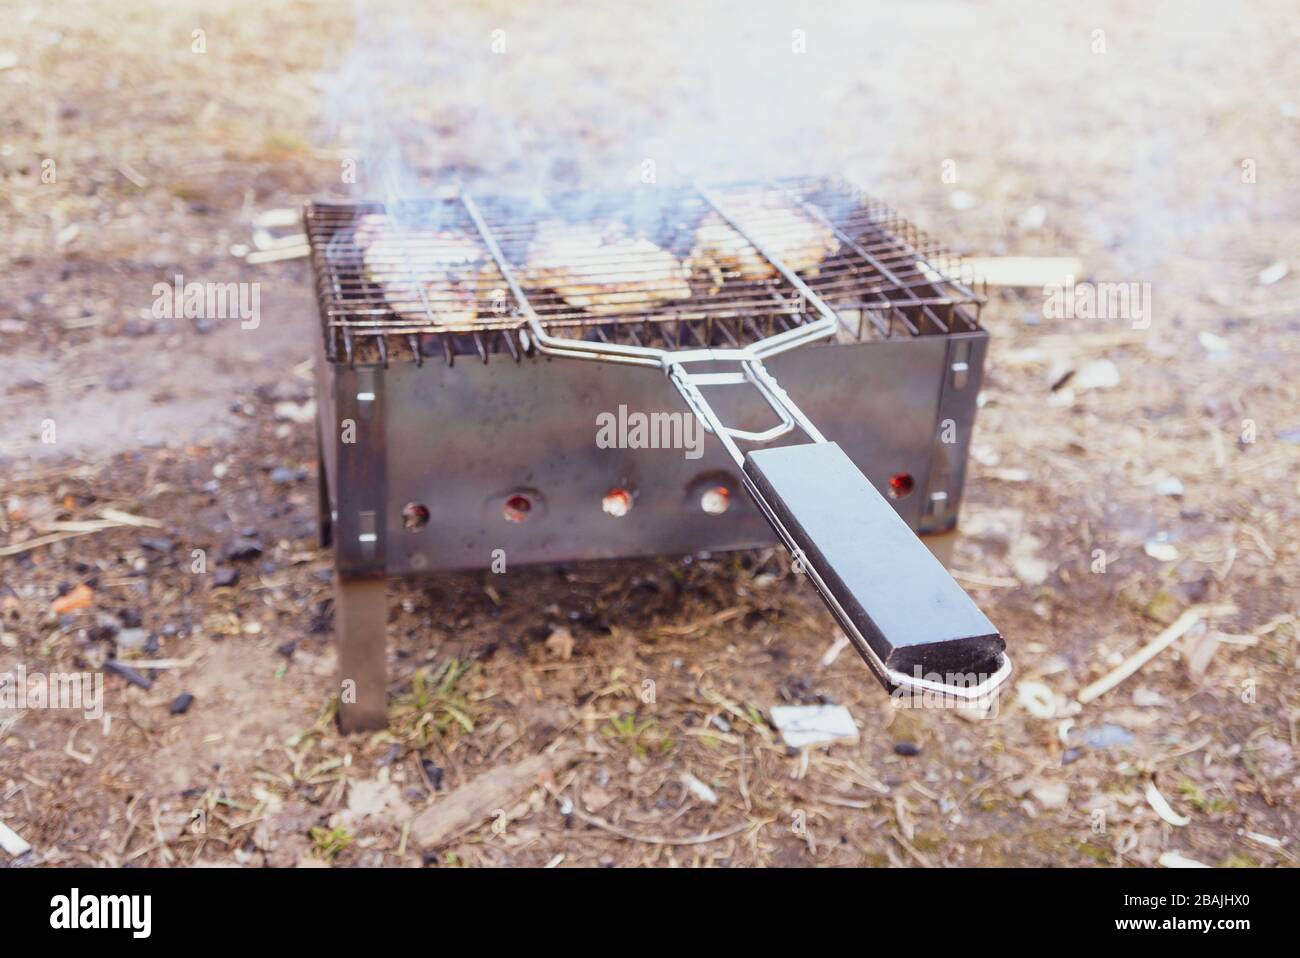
[
  {"left": 309, "top": 178, "right": 987, "bottom": 574},
  {"left": 328, "top": 335, "right": 966, "bottom": 575}
]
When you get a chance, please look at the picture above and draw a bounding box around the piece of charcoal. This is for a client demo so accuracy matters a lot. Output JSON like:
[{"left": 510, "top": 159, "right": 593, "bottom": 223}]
[
  {"left": 104, "top": 660, "right": 153, "bottom": 690},
  {"left": 421, "top": 761, "right": 444, "bottom": 791}
]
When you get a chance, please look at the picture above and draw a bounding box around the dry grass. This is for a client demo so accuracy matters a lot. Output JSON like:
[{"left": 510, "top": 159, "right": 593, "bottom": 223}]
[{"left": 0, "top": 0, "right": 1296, "bottom": 867}]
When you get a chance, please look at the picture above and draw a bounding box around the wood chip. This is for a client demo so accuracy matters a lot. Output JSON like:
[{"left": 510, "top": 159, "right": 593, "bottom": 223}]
[
  {"left": 681, "top": 772, "right": 719, "bottom": 805},
  {"left": 656, "top": 606, "right": 745, "bottom": 637},
  {"left": 412, "top": 747, "right": 577, "bottom": 848},
  {"left": 1184, "top": 625, "right": 1221, "bottom": 678},
  {"left": 246, "top": 245, "right": 310, "bottom": 264},
  {"left": 51, "top": 583, "right": 94, "bottom": 615},
  {"left": 1145, "top": 781, "right": 1190, "bottom": 827},
  {"left": 956, "top": 256, "right": 1084, "bottom": 288},
  {"left": 0, "top": 820, "right": 31, "bottom": 857},
  {"left": 0, "top": 509, "right": 162, "bottom": 557},
  {"left": 770, "top": 704, "right": 859, "bottom": 748},
  {"left": 1077, "top": 604, "right": 1236, "bottom": 704},
  {"left": 98, "top": 507, "right": 164, "bottom": 528},
  {"left": 1158, "top": 850, "right": 1208, "bottom": 868},
  {"left": 0, "top": 529, "right": 98, "bottom": 557},
  {"left": 819, "top": 630, "right": 851, "bottom": 667}
]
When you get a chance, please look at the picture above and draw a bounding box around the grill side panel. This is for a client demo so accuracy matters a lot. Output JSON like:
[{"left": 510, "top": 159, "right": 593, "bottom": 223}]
[
  {"left": 376, "top": 337, "right": 960, "bottom": 575},
  {"left": 921, "top": 330, "right": 989, "bottom": 536}
]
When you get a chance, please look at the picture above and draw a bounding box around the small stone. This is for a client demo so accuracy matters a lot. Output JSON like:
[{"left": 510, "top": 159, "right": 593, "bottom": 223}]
[
  {"left": 269, "top": 466, "right": 306, "bottom": 485},
  {"left": 1075, "top": 724, "right": 1135, "bottom": 749},
  {"left": 222, "top": 538, "right": 263, "bottom": 561},
  {"left": 212, "top": 568, "right": 239, "bottom": 588},
  {"left": 1144, "top": 539, "right": 1180, "bottom": 563},
  {"left": 169, "top": 692, "right": 195, "bottom": 715},
  {"left": 1075, "top": 359, "right": 1121, "bottom": 391},
  {"left": 1154, "top": 476, "right": 1185, "bottom": 497},
  {"left": 115, "top": 627, "right": 149, "bottom": 651},
  {"left": 1029, "top": 780, "right": 1070, "bottom": 809}
]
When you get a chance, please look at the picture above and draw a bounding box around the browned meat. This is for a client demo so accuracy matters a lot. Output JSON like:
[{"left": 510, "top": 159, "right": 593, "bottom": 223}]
[
  {"left": 524, "top": 220, "right": 692, "bottom": 315},
  {"left": 688, "top": 192, "right": 840, "bottom": 285},
  {"left": 353, "top": 214, "right": 500, "bottom": 325}
]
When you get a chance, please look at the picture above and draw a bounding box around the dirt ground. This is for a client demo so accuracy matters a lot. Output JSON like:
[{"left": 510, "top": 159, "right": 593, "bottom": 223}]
[{"left": 1, "top": 1, "right": 1296, "bottom": 867}]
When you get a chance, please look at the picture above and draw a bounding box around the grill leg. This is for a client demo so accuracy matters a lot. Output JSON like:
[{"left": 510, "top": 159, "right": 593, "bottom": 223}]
[
  {"left": 334, "top": 574, "right": 388, "bottom": 732},
  {"left": 315, "top": 428, "right": 333, "bottom": 549}
]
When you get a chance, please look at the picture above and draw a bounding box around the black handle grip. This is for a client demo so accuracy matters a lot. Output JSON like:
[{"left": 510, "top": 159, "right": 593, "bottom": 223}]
[{"left": 743, "top": 441, "right": 1004, "bottom": 685}]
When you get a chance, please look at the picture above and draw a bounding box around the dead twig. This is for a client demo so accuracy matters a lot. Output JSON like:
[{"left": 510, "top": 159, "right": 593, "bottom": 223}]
[
  {"left": 567, "top": 803, "right": 757, "bottom": 846},
  {"left": 1077, "top": 604, "right": 1236, "bottom": 704}
]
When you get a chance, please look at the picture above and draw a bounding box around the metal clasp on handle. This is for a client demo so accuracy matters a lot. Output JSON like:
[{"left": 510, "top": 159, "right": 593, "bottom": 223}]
[{"left": 885, "top": 653, "right": 1013, "bottom": 701}]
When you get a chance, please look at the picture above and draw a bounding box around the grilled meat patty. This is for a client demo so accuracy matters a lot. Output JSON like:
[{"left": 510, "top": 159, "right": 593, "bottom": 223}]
[
  {"left": 688, "top": 192, "right": 840, "bottom": 285},
  {"left": 353, "top": 213, "right": 500, "bottom": 325},
  {"left": 524, "top": 220, "right": 692, "bottom": 315}
]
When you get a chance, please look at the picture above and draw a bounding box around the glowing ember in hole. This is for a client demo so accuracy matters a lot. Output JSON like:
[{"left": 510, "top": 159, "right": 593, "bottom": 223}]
[
  {"left": 503, "top": 494, "right": 533, "bottom": 522},
  {"left": 888, "top": 472, "right": 914, "bottom": 499},
  {"left": 700, "top": 485, "right": 731, "bottom": 515},
  {"left": 402, "top": 502, "right": 430, "bottom": 530},
  {"left": 602, "top": 488, "right": 633, "bottom": 517}
]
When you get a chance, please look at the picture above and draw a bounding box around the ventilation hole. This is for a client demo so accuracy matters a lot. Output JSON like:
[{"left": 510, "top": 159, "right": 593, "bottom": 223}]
[
  {"left": 503, "top": 494, "right": 533, "bottom": 523},
  {"left": 888, "top": 472, "right": 915, "bottom": 499},
  {"left": 402, "top": 502, "right": 430, "bottom": 530},
  {"left": 700, "top": 485, "right": 731, "bottom": 515},
  {"left": 602, "top": 487, "right": 633, "bottom": 517}
]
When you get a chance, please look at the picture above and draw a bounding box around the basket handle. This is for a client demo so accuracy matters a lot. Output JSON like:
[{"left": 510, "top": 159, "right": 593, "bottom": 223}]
[{"left": 742, "top": 440, "right": 1010, "bottom": 699}]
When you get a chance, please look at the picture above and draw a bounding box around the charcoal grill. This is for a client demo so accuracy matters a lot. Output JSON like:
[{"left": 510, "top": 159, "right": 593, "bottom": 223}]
[{"left": 305, "top": 175, "right": 1011, "bottom": 730}]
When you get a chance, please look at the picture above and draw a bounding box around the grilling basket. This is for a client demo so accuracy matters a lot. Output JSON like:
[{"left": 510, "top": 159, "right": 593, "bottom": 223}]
[{"left": 306, "top": 176, "right": 1011, "bottom": 730}]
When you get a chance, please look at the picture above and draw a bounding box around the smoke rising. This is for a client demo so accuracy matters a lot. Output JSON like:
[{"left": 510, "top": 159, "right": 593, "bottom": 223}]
[{"left": 318, "top": 0, "right": 948, "bottom": 204}]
